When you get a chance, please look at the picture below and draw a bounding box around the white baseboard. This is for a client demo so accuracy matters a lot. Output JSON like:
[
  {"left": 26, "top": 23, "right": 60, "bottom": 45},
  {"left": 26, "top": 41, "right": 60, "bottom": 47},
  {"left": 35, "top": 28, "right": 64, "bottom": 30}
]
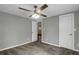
[
  {"left": 59, "top": 44, "right": 79, "bottom": 52},
  {"left": 0, "top": 41, "right": 32, "bottom": 52},
  {"left": 42, "top": 41, "right": 60, "bottom": 47},
  {"left": 42, "top": 41, "right": 79, "bottom": 52},
  {"left": 0, "top": 40, "right": 79, "bottom": 53}
]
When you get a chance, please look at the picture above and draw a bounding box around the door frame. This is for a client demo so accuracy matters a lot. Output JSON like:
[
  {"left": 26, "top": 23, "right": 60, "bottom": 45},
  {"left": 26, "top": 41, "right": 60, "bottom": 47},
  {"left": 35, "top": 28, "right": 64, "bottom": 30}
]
[
  {"left": 59, "top": 13, "right": 74, "bottom": 50},
  {"left": 32, "top": 20, "right": 37, "bottom": 42}
]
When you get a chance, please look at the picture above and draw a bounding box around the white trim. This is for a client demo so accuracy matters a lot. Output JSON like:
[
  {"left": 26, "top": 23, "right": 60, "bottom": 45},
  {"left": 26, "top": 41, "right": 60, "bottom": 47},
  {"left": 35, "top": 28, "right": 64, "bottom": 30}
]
[
  {"left": 60, "top": 46, "right": 79, "bottom": 52},
  {"left": 42, "top": 41, "right": 79, "bottom": 52},
  {"left": 42, "top": 41, "right": 60, "bottom": 47},
  {"left": 32, "top": 21, "right": 38, "bottom": 42},
  {"left": 71, "top": 13, "right": 74, "bottom": 49},
  {"left": 42, "top": 20, "right": 44, "bottom": 41},
  {"left": 70, "top": 48, "right": 79, "bottom": 52},
  {"left": 0, "top": 41, "right": 32, "bottom": 52},
  {"left": 0, "top": 39, "right": 79, "bottom": 53}
]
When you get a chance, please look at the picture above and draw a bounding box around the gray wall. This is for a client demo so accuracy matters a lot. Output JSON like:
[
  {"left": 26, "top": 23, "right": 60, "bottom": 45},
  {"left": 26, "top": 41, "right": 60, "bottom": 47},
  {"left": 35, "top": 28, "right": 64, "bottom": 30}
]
[
  {"left": 74, "top": 11, "right": 79, "bottom": 50},
  {"left": 0, "top": 12, "right": 32, "bottom": 49},
  {"left": 43, "top": 16, "right": 59, "bottom": 45}
]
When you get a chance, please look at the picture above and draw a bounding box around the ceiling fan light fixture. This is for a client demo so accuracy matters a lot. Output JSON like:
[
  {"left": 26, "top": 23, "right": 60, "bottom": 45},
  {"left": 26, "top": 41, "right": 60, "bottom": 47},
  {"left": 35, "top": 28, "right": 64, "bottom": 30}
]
[
  {"left": 36, "top": 9, "right": 41, "bottom": 13},
  {"left": 32, "top": 14, "right": 40, "bottom": 18}
]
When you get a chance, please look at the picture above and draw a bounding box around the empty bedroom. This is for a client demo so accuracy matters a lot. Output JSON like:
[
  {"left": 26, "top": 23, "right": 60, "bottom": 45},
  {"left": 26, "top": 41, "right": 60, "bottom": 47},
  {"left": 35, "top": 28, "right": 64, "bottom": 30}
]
[{"left": 0, "top": 4, "right": 79, "bottom": 55}]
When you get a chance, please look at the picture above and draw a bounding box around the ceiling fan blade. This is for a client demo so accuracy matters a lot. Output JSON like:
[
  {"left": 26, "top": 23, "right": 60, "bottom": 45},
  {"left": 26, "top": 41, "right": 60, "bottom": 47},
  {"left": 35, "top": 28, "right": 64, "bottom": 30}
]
[
  {"left": 41, "top": 14, "right": 47, "bottom": 17},
  {"left": 40, "top": 4, "right": 48, "bottom": 11},
  {"left": 18, "top": 7, "right": 32, "bottom": 12}
]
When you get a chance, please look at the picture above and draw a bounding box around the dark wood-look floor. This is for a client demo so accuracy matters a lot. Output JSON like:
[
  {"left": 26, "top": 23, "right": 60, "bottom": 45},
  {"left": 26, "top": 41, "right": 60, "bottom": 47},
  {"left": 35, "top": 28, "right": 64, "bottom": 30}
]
[{"left": 0, "top": 41, "right": 79, "bottom": 55}]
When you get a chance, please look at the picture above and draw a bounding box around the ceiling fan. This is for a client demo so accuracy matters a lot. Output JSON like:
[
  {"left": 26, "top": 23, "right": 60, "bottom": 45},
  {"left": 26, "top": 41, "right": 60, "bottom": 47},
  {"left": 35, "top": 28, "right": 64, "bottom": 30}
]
[{"left": 18, "top": 4, "right": 48, "bottom": 18}]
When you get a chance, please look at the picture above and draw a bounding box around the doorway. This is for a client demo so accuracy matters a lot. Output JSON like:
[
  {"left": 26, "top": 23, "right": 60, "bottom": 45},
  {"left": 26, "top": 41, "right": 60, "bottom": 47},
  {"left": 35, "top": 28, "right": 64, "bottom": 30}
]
[{"left": 37, "top": 22, "right": 42, "bottom": 42}]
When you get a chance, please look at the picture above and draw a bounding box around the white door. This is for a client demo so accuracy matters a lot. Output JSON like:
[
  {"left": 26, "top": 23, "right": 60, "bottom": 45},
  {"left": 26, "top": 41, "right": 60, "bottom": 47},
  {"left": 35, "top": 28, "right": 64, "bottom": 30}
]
[
  {"left": 32, "top": 21, "right": 37, "bottom": 42},
  {"left": 59, "top": 13, "right": 74, "bottom": 49}
]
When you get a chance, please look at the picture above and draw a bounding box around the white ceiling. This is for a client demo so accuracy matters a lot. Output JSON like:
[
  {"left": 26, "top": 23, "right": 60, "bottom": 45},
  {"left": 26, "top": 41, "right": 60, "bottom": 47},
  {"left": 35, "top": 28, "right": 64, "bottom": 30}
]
[{"left": 0, "top": 4, "right": 79, "bottom": 20}]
